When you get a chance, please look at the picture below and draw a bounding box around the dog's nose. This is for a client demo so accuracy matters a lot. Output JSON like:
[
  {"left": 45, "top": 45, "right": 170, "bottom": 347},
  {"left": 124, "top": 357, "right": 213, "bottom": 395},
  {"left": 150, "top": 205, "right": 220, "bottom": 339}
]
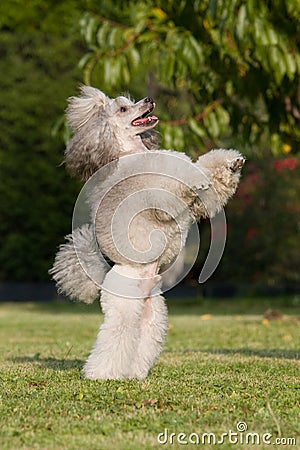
[{"left": 144, "top": 97, "right": 154, "bottom": 104}]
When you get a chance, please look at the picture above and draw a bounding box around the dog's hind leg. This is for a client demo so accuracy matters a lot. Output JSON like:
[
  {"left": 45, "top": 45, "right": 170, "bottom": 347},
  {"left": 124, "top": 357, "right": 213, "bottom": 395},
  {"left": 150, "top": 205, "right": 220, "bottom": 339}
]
[
  {"left": 131, "top": 293, "right": 168, "bottom": 379},
  {"left": 83, "top": 263, "right": 168, "bottom": 380},
  {"left": 131, "top": 261, "right": 168, "bottom": 379},
  {"left": 138, "top": 261, "right": 161, "bottom": 299},
  {"left": 83, "top": 290, "right": 144, "bottom": 380}
]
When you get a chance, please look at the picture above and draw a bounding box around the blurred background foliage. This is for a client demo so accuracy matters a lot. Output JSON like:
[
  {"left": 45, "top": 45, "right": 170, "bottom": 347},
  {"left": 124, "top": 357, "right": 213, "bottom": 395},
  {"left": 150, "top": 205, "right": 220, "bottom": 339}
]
[{"left": 0, "top": 0, "right": 299, "bottom": 290}]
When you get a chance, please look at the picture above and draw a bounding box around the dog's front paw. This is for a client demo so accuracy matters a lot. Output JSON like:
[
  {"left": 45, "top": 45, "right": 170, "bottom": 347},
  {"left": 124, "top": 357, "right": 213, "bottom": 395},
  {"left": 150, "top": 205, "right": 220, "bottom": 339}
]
[{"left": 229, "top": 156, "right": 245, "bottom": 172}]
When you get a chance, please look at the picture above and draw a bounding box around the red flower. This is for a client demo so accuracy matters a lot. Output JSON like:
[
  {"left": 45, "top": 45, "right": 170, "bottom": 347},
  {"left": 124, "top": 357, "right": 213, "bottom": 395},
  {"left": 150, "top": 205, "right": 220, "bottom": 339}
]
[{"left": 274, "top": 157, "right": 298, "bottom": 173}]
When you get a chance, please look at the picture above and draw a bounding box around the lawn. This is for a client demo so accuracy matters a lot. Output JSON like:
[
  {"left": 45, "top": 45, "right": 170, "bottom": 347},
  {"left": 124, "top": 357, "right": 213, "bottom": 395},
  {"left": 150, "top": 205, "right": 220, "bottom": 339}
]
[{"left": 0, "top": 296, "right": 299, "bottom": 449}]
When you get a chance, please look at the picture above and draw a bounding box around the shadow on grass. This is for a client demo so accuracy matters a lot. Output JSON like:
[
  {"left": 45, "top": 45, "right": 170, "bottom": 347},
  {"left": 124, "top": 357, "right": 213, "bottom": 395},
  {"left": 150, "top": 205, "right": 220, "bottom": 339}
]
[
  {"left": 11, "top": 356, "right": 84, "bottom": 371},
  {"left": 11, "top": 347, "right": 299, "bottom": 374},
  {"left": 165, "top": 348, "right": 300, "bottom": 360}
]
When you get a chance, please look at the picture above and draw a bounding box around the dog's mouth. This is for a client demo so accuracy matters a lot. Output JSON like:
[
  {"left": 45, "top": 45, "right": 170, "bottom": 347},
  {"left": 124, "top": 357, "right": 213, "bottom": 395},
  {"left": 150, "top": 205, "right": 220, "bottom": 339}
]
[{"left": 131, "top": 106, "right": 158, "bottom": 127}]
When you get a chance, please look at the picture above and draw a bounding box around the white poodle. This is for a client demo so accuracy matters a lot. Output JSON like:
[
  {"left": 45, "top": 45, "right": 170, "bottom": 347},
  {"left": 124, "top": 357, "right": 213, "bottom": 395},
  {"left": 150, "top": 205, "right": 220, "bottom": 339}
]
[{"left": 50, "top": 86, "right": 245, "bottom": 379}]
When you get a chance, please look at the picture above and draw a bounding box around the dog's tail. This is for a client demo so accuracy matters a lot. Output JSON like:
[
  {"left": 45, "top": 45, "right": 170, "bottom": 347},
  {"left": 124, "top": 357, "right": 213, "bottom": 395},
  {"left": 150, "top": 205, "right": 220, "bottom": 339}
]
[{"left": 49, "top": 224, "right": 109, "bottom": 304}]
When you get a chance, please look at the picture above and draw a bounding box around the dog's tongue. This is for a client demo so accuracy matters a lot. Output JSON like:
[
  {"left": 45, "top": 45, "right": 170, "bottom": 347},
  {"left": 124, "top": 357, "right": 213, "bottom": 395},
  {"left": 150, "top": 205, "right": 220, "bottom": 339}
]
[{"left": 132, "top": 116, "right": 158, "bottom": 126}]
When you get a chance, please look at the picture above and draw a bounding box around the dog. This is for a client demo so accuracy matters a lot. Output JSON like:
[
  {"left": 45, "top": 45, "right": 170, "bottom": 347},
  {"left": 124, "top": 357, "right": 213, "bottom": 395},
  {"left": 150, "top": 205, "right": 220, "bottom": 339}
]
[{"left": 50, "top": 86, "right": 245, "bottom": 379}]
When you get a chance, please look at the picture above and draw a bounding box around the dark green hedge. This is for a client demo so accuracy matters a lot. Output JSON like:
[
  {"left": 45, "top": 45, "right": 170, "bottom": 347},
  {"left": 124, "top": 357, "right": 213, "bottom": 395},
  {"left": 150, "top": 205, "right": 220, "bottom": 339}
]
[{"left": 0, "top": 0, "right": 86, "bottom": 280}]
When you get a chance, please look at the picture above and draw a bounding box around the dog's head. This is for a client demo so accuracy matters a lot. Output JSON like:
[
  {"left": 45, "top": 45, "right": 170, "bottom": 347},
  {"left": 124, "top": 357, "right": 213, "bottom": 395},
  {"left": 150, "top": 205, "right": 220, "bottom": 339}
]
[{"left": 64, "top": 86, "right": 159, "bottom": 180}]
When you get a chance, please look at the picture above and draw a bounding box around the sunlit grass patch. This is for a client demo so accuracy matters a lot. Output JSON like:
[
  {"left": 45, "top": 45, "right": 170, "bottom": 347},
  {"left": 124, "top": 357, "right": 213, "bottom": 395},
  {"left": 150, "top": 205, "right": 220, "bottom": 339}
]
[{"left": 0, "top": 299, "right": 299, "bottom": 449}]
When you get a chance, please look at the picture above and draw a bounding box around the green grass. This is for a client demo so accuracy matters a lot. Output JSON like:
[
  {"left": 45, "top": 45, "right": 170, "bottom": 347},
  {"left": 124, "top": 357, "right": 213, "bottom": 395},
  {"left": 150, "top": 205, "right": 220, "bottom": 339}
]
[{"left": 0, "top": 297, "right": 299, "bottom": 449}]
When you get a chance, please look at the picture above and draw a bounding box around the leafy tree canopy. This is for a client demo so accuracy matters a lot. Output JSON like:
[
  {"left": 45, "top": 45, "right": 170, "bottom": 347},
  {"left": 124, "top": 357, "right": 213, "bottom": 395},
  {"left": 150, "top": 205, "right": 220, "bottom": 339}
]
[{"left": 78, "top": 0, "right": 300, "bottom": 157}]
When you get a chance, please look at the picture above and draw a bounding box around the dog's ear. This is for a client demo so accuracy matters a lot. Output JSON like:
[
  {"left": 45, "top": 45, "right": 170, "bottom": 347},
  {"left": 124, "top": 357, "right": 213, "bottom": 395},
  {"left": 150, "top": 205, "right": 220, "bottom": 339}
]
[
  {"left": 64, "top": 119, "right": 118, "bottom": 181},
  {"left": 66, "top": 86, "right": 109, "bottom": 131}
]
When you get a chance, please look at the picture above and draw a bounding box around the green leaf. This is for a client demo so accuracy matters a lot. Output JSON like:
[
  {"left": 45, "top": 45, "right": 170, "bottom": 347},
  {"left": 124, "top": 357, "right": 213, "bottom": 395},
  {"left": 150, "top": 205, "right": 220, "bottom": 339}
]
[
  {"left": 136, "top": 30, "right": 158, "bottom": 44},
  {"left": 111, "top": 57, "right": 122, "bottom": 87},
  {"left": 121, "top": 55, "right": 131, "bottom": 85},
  {"left": 51, "top": 115, "right": 65, "bottom": 138},
  {"left": 189, "top": 118, "right": 207, "bottom": 138},
  {"left": 160, "top": 124, "right": 173, "bottom": 149},
  {"left": 79, "top": 12, "right": 91, "bottom": 36},
  {"left": 271, "top": 133, "right": 282, "bottom": 156},
  {"left": 265, "top": 27, "right": 278, "bottom": 45},
  {"left": 283, "top": 52, "right": 297, "bottom": 80},
  {"left": 125, "top": 46, "right": 140, "bottom": 74},
  {"left": 78, "top": 52, "right": 94, "bottom": 70},
  {"left": 84, "top": 15, "right": 98, "bottom": 45},
  {"left": 215, "top": 105, "right": 230, "bottom": 132},
  {"left": 254, "top": 19, "right": 269, "bottom": 46},
  {"left": 96, "top": 22, "right": 111, "bottom": 47},
  {"left": 204, "top": 111, "right": 220, "bottom": 138},
  {"left": 172, "top": 126, "right": 185, "bottom": 151},
  {"left": 133, "top": 17, "right": 148, "bottom": 34},
  {"left": 151, "top": 7, "right": 167, "bottom": 21},
  {"left": 188, "top": 35, "right": 204, "bottom": 64},
  {"left": 103, "top": 58, "right": 112, "bottom": 86},
  {"left": 268, "top": 46, "right": 286, "bottom": 84},
  {"left": 235, "top": 5, "right": 247, "bottom": 41},
  {"left": 108, "top": 27, "right": 123, "bottom": 49},
  {"left": 180, "top": 38, "right": 199, "bottom": 74},
  {"left": 83, "top": 56, "right": 97, "bottom": 85},
  {"left": 63, "top": 124, "right": 72, "bottom": 146},
  {"left": 295, "top": 53, "right": 300, "bottom": 72},
  {"left": 174, "top": 58, "right": 188, "bottom": 79}
]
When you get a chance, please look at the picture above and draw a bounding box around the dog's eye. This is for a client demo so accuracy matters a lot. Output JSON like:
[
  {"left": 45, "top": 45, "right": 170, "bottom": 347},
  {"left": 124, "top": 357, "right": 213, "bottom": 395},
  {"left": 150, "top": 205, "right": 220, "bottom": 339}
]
[{"left": 120, "top": 106, "right": 127, "bottom": 112}]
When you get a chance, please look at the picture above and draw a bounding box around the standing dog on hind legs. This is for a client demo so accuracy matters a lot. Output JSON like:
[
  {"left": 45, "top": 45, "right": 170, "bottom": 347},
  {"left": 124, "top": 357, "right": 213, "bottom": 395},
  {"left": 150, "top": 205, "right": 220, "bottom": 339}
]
[
  {"left": 50, "top": 86, "right": 168, "bottom": 379},
  {"left": 50, "top": 86, "right": 245, "bottom": 380}
]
